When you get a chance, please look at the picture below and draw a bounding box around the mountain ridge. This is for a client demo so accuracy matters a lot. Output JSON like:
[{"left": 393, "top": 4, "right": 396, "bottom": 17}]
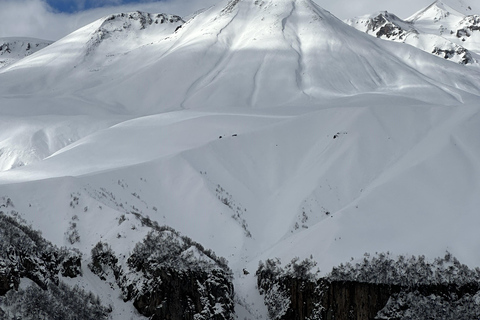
[
  {"left": 0, "top": 37, "right": 52, "bottom": 69},
  {"left": 2, "top": 0, "right": 480, "bottom": 116}
]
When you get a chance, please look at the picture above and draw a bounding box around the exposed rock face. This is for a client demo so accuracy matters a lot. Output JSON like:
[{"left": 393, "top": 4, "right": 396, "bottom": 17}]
[
  {"left": 129, "top": 268, "right": 234, "bottom": 320},
  {"left": 0, "top": 262, "right": 19, "bottom": 295},
  {"left": 256, "top": 258, "right": 322, "bottom": 320},
  {"left": 60, "top": 251, "right": 82, "bottom": 278},
  {"left": 257, "top": 266, "right": 399, "bottom": 320},
  {"left": 432, "top": 45, "right": 473, "bottom": 64},
  {"left": 258, "top": 276, "right": 480, "bottom": 320},
  {"left": 364, "top": 12, "right": 413, "bottom": 40},
  {"left": 455, "top": 15, "right": 480, "bottom": 39},
  {"left": 257, "top": 254, "right": 480, "bottom": 320},
  {"left": 321, "top": 281, "right": 402, "bottom": 320},
  {"left": 90, "top": 227, "right": 235, "bottom": 320}
]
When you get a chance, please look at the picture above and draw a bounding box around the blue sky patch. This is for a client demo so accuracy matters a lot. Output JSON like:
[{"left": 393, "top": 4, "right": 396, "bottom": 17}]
[{"left": 46, "top": 0, "right": 160, "bottom": 13}]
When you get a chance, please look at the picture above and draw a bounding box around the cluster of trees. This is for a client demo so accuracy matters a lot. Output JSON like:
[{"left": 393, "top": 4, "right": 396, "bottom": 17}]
[
  {"left": 256, "top": 253, "right": 480, "bottom": 320},
  {"left": 256, "top": 257, "right": 320, "bottom": 320},
  {"left": 0, "top": 212, "right": 82, "bottom": 293},
  {"left": 1, "top": 281, "right": 109, "bottom": 320},
  {"left": 123, "top": 229, "right": 235, "bottom": 316},
  {"left": 89, "top": 241, "right": 120, "bottom": 281},
  {"left": 0, "top": 212, "right": 109, "bottom": 319},
  {"left": 89, "top": 227, "right": 235, "bottom": 320},
  {"left": 128, "top": 229, "right": 231, "bottom": 274},
  {"left": 328, "top": 252, "right": 480, "bottom": 287},
  {"left": 257, "top": 256, "right": 319, "bottom": 283},
  {"left": 377, "top": 290, "right": 480, "bottom": 319},
  {"left": 127, "top": 217, "right": 230, "bottom": 272}
]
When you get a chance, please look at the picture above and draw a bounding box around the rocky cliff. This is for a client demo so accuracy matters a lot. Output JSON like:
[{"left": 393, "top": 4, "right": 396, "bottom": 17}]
[
  {"left": 90, "top": 225, "right": 235, "bottom": 320},
  {"left": 256, "top": 254, "right": 480, "bottom": 320}
]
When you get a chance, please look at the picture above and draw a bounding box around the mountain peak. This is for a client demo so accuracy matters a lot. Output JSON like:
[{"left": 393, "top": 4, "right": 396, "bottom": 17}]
[
  {"left": 85, "top": 11, "right": 184, "bottom": 56},
  {"left": 93, "top": 11, "right": 183, "bottom": 40},
  {"left": 0, "top": 37, "right": 52, "bottom": 69},
  {"left": 407, "top": 0, "right": 464, "bottom": 22}
]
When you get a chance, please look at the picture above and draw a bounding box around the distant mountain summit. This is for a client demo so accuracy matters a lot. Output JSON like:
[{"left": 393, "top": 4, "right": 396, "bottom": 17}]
[
  {"left": 407, "top": 0, "right": 464, "bottom": 24},
  {"left": 346, "top": 10, "right": 476, "bottom": 64},
  {"left": 411, "top": 0, "right": 478, "bottom": 17},
  {"left": 406, "top": 1, "right": 480, "bottom": 53},
  {"left": 86, "top": 12, "right": 184, "bottom": 55},
  {"left": 347, "top": 1, "right": 480, "bottom": 64},
  {"left": 0, "top": 38, "right": 52, "bottom": 69}
]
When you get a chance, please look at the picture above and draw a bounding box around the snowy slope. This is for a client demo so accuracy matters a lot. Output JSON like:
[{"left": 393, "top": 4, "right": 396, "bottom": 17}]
[
  {"left": 0, "top": 37, "right": 52, "bottom": 69},
  {"left": 1, "top": 0, "right": 480, "bottom": 319},
  {"left": 442, "top": 0, "right": 480, "bottom": 13}
]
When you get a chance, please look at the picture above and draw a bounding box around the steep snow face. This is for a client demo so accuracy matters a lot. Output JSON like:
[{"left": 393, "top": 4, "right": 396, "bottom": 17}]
[
  {"left": 0, "top": 115, "right": 124, "bottom": 172},
  {"left": 346, "top": 11, "right": 476, "bottom": 64},
  {"left": 408, "top": 1, "right": 465, "bottom": 26},
  {"left": 0, "top": 38, "right": 52, "bottom": 69},
  {"left": 441, "top": 0, "right": 479, "bottom": 14},
  {"left": 2, "top": 0, "right": 480, "bottom": 117}
]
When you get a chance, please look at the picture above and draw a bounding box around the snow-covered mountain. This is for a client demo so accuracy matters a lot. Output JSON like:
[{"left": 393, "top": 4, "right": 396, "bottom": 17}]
[
  {"left": 0, "top": 37, "right": 52, "bottom": 69},
  {"left": 1, "top": 0, "right": 480, "bottom": 319},
  {"left": 346, "top": 1, "right": 480, "bottom": 64},
  {"left": 408, "top": 0, "right": 480, "bottom": 52},
  {"left": 2, "top": 0, "right": 480, "bottom": 116}
]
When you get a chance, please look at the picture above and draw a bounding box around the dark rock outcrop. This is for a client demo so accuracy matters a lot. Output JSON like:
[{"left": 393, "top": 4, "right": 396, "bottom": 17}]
[
  {"left": 257, "top": 254, "right": 480, "bottom": 320},
  {"left": 128, "top": 268, "right": 234, "bottom": 320},
  {"left": 90, "top": 227, "right": 235, "bottom": 320},
  {"left": 456, "top": 15, "right": 480, "bottom": 39},
  {"left": 258, "top": 276, "right": 480, "bottom": 320},
  {"left": 0, "top": 262, "right": 19, "bottom": 295},
  {"left": 60, "top": 251, "right": 82, "bottom": 278},
  {"left": 321, "top": 280, "right": 402, "bottom": 320}
]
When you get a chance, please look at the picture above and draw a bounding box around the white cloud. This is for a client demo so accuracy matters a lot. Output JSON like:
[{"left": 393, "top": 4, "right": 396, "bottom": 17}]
[{"left": 0, "top": 0, "right": 472, "bottom": 41}]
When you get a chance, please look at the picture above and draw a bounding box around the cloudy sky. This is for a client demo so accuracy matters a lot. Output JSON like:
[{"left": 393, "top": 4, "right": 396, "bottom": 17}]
[{"left": 0, "top": 0, "right": 464, "bottom": 40}]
